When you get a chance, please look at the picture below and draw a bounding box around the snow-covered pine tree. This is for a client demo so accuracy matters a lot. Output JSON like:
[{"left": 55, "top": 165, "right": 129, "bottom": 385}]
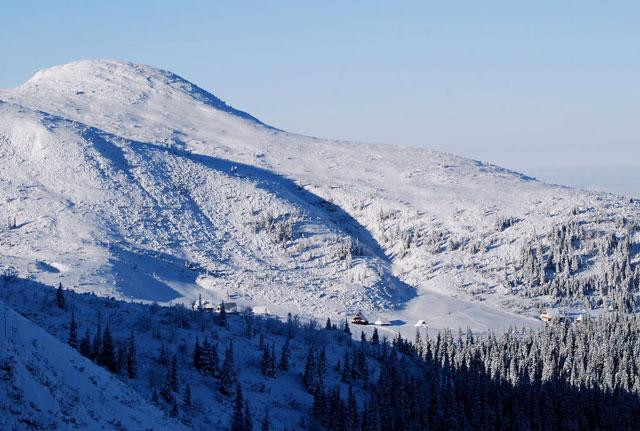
[
  {"left": 261, "top": 408, "right": 270, "bottom": 431},
  {"left": 371, "top": 327, "right": 379, "bottom": 346},
  {"left": 193, "top": 337, "right": 202, "bottom": 371},
  {"left": 99, "top": 325, "right": 116, "bottom": 372},
  {"left": 56, "top": 283, "right": 65, "bottom": 309},
  {"left": 278, "top": 336, "right": 290, "bottom": 371},
  {"left": 169, "top": 354, "right": 179, "bottom": 392},
  {"left": 68, "top": 312, "right": 78, "bottom": 349},
  {"left": 183, "top": 384, "right": 192, "bottom": 410},
  {"left": 244, "top": 402, "right": 253, "bottom": 431},
  {"left": 231, "top": 382, "right": 245, "bottom": 431},
  {"left": 79, "top": 328, "right": 92, "bottom": 358},
  {"left": 220, "top": 341, "right": 237, "bottom": 396},
  {"left": 127, "top": 331, "right": 137, "bottom": 378},
  {"left": 91, "top": 322, "right": 102, "bottom": 361},
  {"left": 218, "top": 301, "right": 227, "bottom": 327}
]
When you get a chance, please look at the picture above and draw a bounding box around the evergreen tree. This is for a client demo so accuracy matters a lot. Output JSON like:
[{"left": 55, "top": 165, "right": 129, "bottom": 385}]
[
  {"left": 157, "top": 342, "right": 169, "bottom": 366},
  {"left": 347, "top": 385, "right": 358, "bottom": 431},
  {"left": 261, "top": 409, "right": 270, "bottom": 431},
  {"left": 68, "top": 312, "right": 78, "bottom": 349},
  {"left": 325, "top": 317, "right": 332, "bottom": 330},
  {"left": 169, "top": 354, "right": 179, "bottom": 392},
  {"left": 261, "top": 345, "right": 271, "bottom": 377},
  {"left": 244, "top": 403, "right": 253, "bottom": 431},
  {"left": 193, "top": 337, "right": 202, "bottom": 371},
  {"left": 198, "top": 338, "right": 219, "bottom": 376},
  {"left": 160, "top": 365, "right": 175, "bottom": 404},
  {"left": 116, "top": 341, "right": 126, "bottom": 374},
  {"left": 302, "top": 346, "right": 316, "bottom": 390},
  {"left": 318, "top": 347, "right": 327, "bottom": 378},
  {"left": 200, "top": 338, "right": 212, "bottom": 374},
  {"left": 91, "top": 323, "right": 102, "bottom": 362},
  {"left": 218, "top": 301, "right": 227, "bottom": 327},
  {"left": 312, "top": 384, "right": 326, "bottom": 426},
  {"left": 231, "top": 382, "right": 245, "bottom": 431},
  {"left": 286, "top": 312, "right": 295, "bottom": 339},
  {"left": 371, "top": 327, "right": 379, "bottom": 345},
  {"left": 209, "top": 341, "right": 220, "bottom": 376},
  {"left": 278, "top": 336, "right": 291, "bottom": 371},
  {"left": 220, "top": 341, "right": 237, "bottom": 396},
  {"left": 183, "top": 384, "right": 192, "bottom": 410},
  {"left": 170, "top": 397, "right": 179, "bottom": 417},
  {"left": 99, "top": 325, "right": 116, "bottom": 372},
  {"left": 269, "top": 343, "right": 277, "bottom": 377},
  {"left": 343, "top": 319, "right": 351, "bottom": 336},
  {"left": 341, "top": 350, "right": 351, "bottom": 383},
  {"left": 56, "top": 283, "right": 65, "bottom": 309},
  {"left": 127, "top": 331, "right": 137, "bottom": 379},
  {"left": 79, "top": 328, "right": 92, "bottom": 358}
]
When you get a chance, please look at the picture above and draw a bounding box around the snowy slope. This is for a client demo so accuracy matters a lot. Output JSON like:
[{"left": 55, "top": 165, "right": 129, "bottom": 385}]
[
  {"left": 1, "top": 59, "right": 639, "bottom": 334},
  {"left": 0, "top": 300, "right": 186, "bottom": 430}
]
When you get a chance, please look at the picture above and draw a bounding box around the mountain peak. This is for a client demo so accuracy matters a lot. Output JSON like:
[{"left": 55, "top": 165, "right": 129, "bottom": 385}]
[{"left": 14, "top": 59, "right": 273, "bottom": 128}]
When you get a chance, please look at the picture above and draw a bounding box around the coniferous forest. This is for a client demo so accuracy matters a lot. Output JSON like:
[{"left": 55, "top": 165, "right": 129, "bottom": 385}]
[{"left": 2, "top": 279, "right": 640, "bottom": 430}]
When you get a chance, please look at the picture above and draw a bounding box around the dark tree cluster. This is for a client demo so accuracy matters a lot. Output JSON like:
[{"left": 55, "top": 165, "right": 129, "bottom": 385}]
[
  {"left": 73, "top": 315, "right": 137, "bottom": 379},
  {"left": 311, "top": 315, "right": 640, "bottom": 431},
  {"left": 512, "top": 218, "right": 640, "bottom": 312}
]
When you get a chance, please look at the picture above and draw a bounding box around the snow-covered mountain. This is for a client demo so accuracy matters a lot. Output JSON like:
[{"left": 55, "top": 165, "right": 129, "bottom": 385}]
[{"left": 1, "top": 60, "right": 639, "bottom": 334}]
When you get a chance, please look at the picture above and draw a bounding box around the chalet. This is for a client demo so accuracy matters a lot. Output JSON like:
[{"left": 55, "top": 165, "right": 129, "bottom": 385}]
[
  {"left": 374, "top": 317, "right": 390, "bottom": 326},
  {"left": 351, "top": 311, "right": 369, "bottom": 325},
  {"left": 252, "top": 306, "right": 270, "bottom": 316},
  {"left": 216, "top": 302, "right": 238, "bottom": 314},
  {"left": 540, "top": 308, "right": 567, "bottom": 323},
  {"left": 415, "top": 320, "right": 428, "bottom": 327}
]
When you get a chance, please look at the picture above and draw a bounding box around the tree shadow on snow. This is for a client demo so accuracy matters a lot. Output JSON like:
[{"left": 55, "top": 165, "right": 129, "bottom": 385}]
[{"left": 105, "top": 243, "right": 197, "bottom": 302}]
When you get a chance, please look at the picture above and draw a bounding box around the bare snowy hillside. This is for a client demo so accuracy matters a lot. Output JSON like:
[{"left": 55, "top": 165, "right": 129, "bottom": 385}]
[{"left": 1, "top": 60, "right": 639, "bottom": 333}]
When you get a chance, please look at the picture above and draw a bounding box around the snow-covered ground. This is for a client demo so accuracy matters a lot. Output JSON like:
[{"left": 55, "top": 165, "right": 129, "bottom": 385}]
[
  {"left": 0, "top": 278, "right": 378, "bottom": 430},
  {"left": 0, "top": 299, "right": 187, "bottom": 430},
  {"left": 1, "top": 60, "right": 638, "bottom": 334}
]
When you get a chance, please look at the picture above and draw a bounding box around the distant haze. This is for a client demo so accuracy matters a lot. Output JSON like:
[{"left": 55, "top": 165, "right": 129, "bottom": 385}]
[
  {"left": 522, "top": 165, "right": 639, "bottom": 200},
  {"left": 1, "top": 1, "right": 638, "bottom": 197}
]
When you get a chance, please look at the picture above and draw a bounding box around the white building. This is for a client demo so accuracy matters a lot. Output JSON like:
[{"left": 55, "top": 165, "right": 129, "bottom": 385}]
[
  {"left": 217, "top": 302, "right": 238, "bottom": 314},
  {"left": 540, "top": 308, "right": 566, "bottom": 323},
  {"left": 252, "top": 306, "right": 270, "bottom": 316}
]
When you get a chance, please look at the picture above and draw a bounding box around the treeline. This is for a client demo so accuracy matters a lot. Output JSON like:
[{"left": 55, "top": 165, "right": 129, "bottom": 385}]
[
  {"left": 308, "top": 315, "right": 640, "bottom": 431},
  {"left": 513, "top": 217, "right": 640, "bottom": 312}
]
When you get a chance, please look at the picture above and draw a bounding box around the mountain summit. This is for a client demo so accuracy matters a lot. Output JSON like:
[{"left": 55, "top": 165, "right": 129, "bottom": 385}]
[{"left": 11, "top": 59, "right": 271, "bottom": 128}]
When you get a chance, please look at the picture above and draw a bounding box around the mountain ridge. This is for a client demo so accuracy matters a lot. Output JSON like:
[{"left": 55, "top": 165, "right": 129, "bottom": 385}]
[{"left": 1, "top": 60, "right": 639, "bottom": 336}]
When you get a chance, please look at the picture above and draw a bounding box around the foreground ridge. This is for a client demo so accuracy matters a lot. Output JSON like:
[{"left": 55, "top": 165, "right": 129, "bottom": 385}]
[{"left": 2, "top": 278, "right": 639, "bottom": 430}]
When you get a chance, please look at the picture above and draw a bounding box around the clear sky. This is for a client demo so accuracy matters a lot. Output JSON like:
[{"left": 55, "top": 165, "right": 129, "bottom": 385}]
[{"left": 1, "top": 1, "right": 638, "bottom": 196}]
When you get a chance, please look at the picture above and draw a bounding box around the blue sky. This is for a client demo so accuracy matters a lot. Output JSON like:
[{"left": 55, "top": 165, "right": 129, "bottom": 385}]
[{"left": 1, "top": 1, "right": 638, "bottom": 195}]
